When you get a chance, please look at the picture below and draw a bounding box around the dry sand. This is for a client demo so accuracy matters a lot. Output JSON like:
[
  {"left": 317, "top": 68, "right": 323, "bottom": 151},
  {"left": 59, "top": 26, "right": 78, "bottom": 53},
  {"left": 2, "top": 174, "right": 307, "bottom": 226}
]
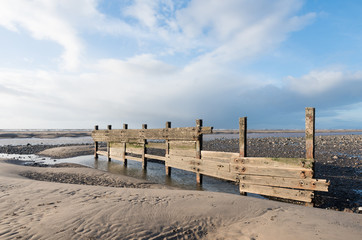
[{"left": 0, "top": 159, "right": 361, "bottom": 240}]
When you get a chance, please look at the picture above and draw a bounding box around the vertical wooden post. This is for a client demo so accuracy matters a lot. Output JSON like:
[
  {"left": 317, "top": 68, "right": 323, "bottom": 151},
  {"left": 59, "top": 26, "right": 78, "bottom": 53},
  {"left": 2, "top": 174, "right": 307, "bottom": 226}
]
[
  {"left": 165, "top": 121, "right": 171, "bottom": 176},
  {"left": 107, "top": 125, "right": 112, "bottom": 161},
  {"left": 123, "top": 124, "right": 128, "bottom": 166},
  {"left": 239, "top": 117, "right": 247, "bottom": 157},
  {"left": 196, "top": 119, "right": 203, "bottom": 185},
  {"left": 305, "top": 107, "right": 315, "bottom": 207},
  {"left": 239, "top": 117, "right": 247, "bottom": 196},
  {"left": 305, "top": 107, "right": 315, "bottom": 160},
  {"left": 142, "top": 124, "right": 147, "bottom": 170},
  {"left": 94, "top": 125, "right": 99, "bottom": 159}
]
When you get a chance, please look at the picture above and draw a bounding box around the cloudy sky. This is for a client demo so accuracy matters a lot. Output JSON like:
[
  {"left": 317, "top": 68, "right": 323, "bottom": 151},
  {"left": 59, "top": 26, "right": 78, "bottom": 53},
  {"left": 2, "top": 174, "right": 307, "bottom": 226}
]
[{"left": 0, "top": 0, "right": 361, "bottom": 130}]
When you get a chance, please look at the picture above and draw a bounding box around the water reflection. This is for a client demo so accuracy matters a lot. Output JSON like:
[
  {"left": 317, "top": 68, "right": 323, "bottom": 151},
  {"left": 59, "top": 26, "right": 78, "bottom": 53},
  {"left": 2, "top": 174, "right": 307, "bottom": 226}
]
[{"left": 93, "top": 156, "right": 226, "bottom": 192}]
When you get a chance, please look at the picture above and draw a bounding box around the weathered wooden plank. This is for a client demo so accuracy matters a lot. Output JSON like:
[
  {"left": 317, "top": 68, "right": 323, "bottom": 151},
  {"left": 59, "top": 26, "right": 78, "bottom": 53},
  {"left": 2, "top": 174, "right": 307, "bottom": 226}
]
[
  {"left": 201, "top": 151, "right": 239, "bottom": 163},
  {"left": 201, "top": 152, "right": 314, "bottom": 169},
  {"left": 126, "top": 142, "right": 143, "bottom": 148},
  {"left": 233, "top": 157, "right": 314, "bottom": 169},
  {"left": 230, "top": 164, "right": 313, "bottom": 179},
  {"left": 110, "top": 142, "right": 125, "bottom": 148},
  {"left": 239, "top": 117, "right": 247, "bottom": 157},
  {"left": 239, "top": 183, "right": 313, "bottom": 202},
  {"left": 306, "top": 107, "right": 315, "bottom": 160},
  {"left": 109, "top": 148, "right": 125, "bottom": 158},
  {"left": 168, "top": 155, "right": 233, "bottom": 175},
  {"left": 94, "top": 125, "right": 99, "bottom": 159},
  {"left": 176, "top": 156, "right": 232, "bottom": 175},
  {"left": 107, "top": 125, "right": 112, "bottom": 161},
  {"left": 146, "top": 142, "right": 166, "bottom": 149},
  {"left": 123, "top": 124, "right": 128, "bottom": 165},
  {"left": 166, "top": 156, "right": 237, "bottom": 182},
  {"left": 169, "top": 149, "right": 197, "bottom": 157},
  {"left": 238, "top": 174, "right": 329, "bottom": 191},
  {"left": 165, "top": 121, "right": 172, "bottom": 176},
  {"left": 91, "top": 126, "right": 213, "bottom": 142},
  {"left": 169, "top": 141, "right": 196, "bottom": 150},
  {"left": 145, "top": 154, "right": 166, "bottom": 161},
  {"left": 142, "top": 124, "right": 147, "bottom": 169},
  {"left": 126, "top": 147, "right": 143, "bottom": 155},
  {"left": 201, "top": 150, "right": 239, "bottom": 159}
]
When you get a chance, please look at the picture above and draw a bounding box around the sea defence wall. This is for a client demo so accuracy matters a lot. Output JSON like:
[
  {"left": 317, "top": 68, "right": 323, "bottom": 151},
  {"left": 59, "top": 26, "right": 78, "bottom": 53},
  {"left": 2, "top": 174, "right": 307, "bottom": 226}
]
[{"left": 92, "top": 107, "right": 329, "bottom": 205}]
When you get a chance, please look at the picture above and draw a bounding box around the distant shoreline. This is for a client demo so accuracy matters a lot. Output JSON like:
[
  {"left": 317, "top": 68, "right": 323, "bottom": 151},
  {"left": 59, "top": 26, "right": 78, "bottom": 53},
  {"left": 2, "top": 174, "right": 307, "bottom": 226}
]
[
  {"left": 1, "top": 129, "right": 362, "bottom": 139},
  {"left": 213, "top": 129, "right": 362, "bottom": 134}
]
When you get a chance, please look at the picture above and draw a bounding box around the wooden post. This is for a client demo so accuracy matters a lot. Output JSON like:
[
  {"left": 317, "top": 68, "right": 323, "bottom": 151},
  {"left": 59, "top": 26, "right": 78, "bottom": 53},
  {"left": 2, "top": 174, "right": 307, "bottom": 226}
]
[
  {"left": 305, "top": 108, "right": 315, "bottom": 160},
  {"left": 239, "top": 117, "right": 247, "bottom": 157},
  {"left": 123, "top": 124, "right": 128, "bottom": 166},
  {"left": 94, "top": 125, "right": 99, "bottom": 159},
  {"left": 107, "top": 125, "right": 112, "bottom": 161},
  {"left": 165, "top": 121, "right": 171, "bottom": 176},
  {"left": 239, "top": 117, "right": 247, "bottom": 196},
  {"left": 142, "top": 124, "right": 147, "bottom": 169},
  {"left": 196, "top": 119, "right": 203, "bottom": 185},
  {"left": 305, "top": 107, "right": 315, "bottom": 207}
]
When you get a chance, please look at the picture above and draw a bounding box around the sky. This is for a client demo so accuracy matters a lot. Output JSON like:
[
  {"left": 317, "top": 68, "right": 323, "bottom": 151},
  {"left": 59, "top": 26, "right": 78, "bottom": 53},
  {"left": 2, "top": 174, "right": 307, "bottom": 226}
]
[{"left": 0, "top": 0, "right": 362, "bottom": 130}]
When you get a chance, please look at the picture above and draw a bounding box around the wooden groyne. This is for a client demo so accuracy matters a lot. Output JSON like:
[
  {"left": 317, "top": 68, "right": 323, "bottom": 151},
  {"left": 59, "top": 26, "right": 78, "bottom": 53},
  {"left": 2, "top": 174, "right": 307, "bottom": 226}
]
[{"left": 92, "top": 107, "right": 330, "bottom": 205}]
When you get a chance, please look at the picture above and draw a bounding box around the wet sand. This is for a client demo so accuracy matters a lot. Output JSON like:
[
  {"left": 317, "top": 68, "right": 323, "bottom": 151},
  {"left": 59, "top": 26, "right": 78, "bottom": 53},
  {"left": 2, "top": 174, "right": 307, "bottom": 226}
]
[
  {"left": 0, "top": 132, "right": 361, "bottom": 239},
  {"left": 1, "top": 160, "right": 361, "bottom": 239}
]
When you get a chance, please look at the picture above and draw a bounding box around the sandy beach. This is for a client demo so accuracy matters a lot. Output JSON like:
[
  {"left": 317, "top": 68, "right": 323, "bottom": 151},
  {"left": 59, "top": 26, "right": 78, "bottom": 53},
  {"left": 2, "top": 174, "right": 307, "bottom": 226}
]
[
  {"left": 0, "top": 160, "right": 361, "bottom": 239},
  {"left": 0, "top": 132, "right": 361, "bottom": 239}
]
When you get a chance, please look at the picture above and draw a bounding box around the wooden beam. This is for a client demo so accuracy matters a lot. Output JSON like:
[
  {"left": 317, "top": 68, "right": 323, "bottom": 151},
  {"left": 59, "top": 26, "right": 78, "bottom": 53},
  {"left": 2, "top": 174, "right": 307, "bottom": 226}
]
[
  {"left": 305, "top": 107, "right": 316, "bottom": 207},
  {"left": 230, "top": 164, "right": 313, "bottom": 179},
  {"left": 239, "top": 117, "right": 247, "bottom": 196},
  {"left": 233, "top": 157, "right": 314, "bottom": 169},
  {"left": 107, "top": 125, "right": 112, "bottom": 161},
  {"left": 142, "top": 124, "right": 147, "bottom": 169},
  {"left": 239, "top": 117, "right": 247, "bottom": 157},
  {"left": 91, "top": 126, "right": 213, "bottom": 142},
  {"left": 165, "top": 121, "right": 172, "bottom": 176},
  {"left": 238, "top": 174, "right": 329, "bottom": 191},
  {"left": 146, "top": 142, "right": 167, "bottom": 149},
  {"left": 123, "top": 123, "right": 128, "bottom": 166},
  {"left": 239, "top": 183, "right": 314, "bottom": 202},
  {"left": 145, "top": 154, "right": 166, "bottom": 162},
  {"left": 94, "top": 125, "right": 98, "bottom": 159},
  {"left": 196, "top": 119, "right": 203, "bottom": 185},
  {"left": 305, "top": 107, "right": 315, "bottom": 160}
]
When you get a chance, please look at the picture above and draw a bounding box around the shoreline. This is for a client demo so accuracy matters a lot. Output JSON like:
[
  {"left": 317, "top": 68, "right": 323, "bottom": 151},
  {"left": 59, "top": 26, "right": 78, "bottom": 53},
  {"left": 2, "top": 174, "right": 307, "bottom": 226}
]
[
  {"left": 1, "top": 129, "right": 362, "bottom": 139},
  {"left": 0, "top": 159, "right": 361, "bottom": 239},
  {"left": 0, "top": 134, "right": 361, "bottom": 212}
]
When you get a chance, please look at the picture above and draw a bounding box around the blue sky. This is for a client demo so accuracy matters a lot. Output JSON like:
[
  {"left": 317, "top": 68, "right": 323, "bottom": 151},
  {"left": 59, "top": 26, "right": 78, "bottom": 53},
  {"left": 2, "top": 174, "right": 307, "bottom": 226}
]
[{"left": 0, "top": 0, "right": 362, "bottom": 130}]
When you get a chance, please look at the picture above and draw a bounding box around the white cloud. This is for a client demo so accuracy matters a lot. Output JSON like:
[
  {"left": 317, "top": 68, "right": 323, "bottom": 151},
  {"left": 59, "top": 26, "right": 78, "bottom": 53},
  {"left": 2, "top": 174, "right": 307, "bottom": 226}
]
[
  {"left": 0, "top": 0, "right": 315, "bottom": 71},
  {"left": 0, "top": 0, "right": 86, "bottom": 70},
  {"left": 287, "top": 70, "right": 362, "bottom": 95},
  {"left": 0, "top": 0, "right": 138, "bottom": 70},
  {"left": 5, "top": 0, "right": 355, "bottom": 129},
  {"left": 177, "top": 0, "right": 316, "bottom": 65}
]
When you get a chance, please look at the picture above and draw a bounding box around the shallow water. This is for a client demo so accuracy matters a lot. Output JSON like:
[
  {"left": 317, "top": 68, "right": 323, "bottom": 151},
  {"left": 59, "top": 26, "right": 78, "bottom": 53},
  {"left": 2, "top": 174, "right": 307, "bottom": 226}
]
[
  {"left": 1, "top": 153, "right": 263, "bottom": 197},
  {"left": 0, "top": 136, "right": 93, "bottom": 146}
]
